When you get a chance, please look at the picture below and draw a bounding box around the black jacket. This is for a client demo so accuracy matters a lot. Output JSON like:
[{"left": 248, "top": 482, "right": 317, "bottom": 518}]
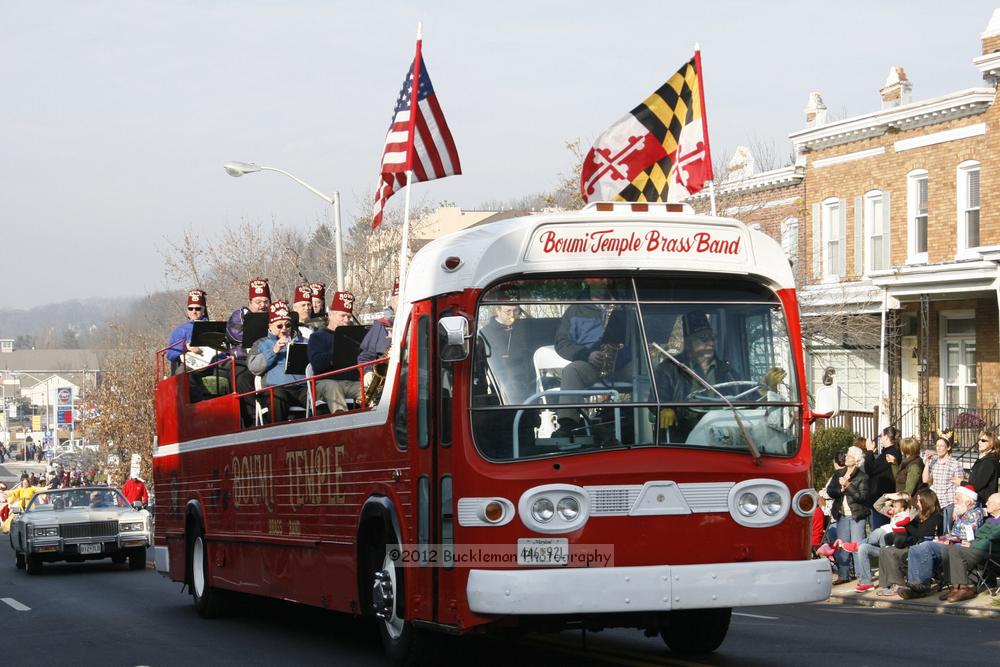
[
  {"left": 968, "top": 452, "right": 1000, "bottom": 507},
  {"left": 890, "top": 510, "right": 943, "bottom": 548},
  {"left": 864, "top": 445, "right": 901, "bottom": 503},
  {"left": 827, "top": 467, "right": 871, "bottom": 521}
]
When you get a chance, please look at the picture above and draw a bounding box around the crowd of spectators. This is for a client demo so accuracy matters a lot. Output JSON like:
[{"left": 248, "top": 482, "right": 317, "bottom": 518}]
[{"left": 813, "top": 426, "right": 1000, "bottom": 603}]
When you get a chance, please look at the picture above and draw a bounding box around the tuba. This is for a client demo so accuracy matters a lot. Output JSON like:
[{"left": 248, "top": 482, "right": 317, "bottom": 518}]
[{"left": 364, "top": 355, "right": 390, "bottom": 406}]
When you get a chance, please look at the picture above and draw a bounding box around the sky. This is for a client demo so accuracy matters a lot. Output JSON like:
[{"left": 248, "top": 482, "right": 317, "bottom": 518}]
[{"left": 1, "top": 1, "right": 997, "bottom": 308}]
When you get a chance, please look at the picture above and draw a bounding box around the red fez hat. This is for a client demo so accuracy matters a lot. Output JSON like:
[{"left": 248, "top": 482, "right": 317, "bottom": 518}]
[
  {"left": 330, "top": 291, "right": 355, "bottom": 313},
  {"left": 268, "top": 300, "right": 291, "bottom": 324},
  {"left": 392, "top": 277, "right": 400, "bottom": 297},
  {"left": 293, "top": 284, "right": 312, "bottom": 304},
  {"left": 248, "top": 278, "right": 271, "bottom": 301},
  {"left": 186, "top": 289, "right": 207, "bottom": 308},
  {"left": 309, "top": 282, "right": 326, "bottom": 301}
]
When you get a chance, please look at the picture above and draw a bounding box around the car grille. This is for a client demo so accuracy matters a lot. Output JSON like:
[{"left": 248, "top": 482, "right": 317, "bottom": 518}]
[{"left": 60, "top": 521, "right": 118, "bottom": 539}]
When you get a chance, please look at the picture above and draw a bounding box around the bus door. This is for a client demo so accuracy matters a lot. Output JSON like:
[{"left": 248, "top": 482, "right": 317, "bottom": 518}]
[{"left": 403, "top": 299, "right": 458, "bottom": 625}]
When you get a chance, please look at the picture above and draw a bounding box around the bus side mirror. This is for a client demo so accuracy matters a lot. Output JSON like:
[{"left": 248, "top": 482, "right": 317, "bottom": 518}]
[
  {"left": 810, "top": 383, "right": 841, "bottom": 421},
  {"left": 438, "top": 316, "right": 470, "bottom": 362}
]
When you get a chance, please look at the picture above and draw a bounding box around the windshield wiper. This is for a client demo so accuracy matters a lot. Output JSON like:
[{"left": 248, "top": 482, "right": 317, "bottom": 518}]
[{"left": 651, "top": 343, "right": 762, "bottom": 466}]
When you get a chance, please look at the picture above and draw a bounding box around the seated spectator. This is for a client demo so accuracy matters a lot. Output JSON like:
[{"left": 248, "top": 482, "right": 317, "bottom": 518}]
[
  {"left": 899, "top": 485, "right": 987, "bottom": 599},
  {"left": 876, "top": 487, "right": 944, "bottom": 597},
  {"left": 826, "top": 445, "right": 870, "bottom": 585},
  {"left": 845, "top": 494, "right": 914, "bottom": 592},
  {"left": 940, "top": 492, "right": 1000, "bottom": 602},
  {"left": 247, "top": 301, "right": 308, "bottom": 422}
]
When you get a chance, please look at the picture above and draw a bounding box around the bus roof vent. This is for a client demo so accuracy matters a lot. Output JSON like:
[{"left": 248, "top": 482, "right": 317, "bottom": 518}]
[{"left": 583, "top": 201, "right": 695, "bottom": 215}]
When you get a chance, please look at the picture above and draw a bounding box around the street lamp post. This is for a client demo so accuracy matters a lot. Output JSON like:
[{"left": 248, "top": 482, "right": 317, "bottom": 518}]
[{"left": 223, "top": 162, "right": 345, "bottom": 291}]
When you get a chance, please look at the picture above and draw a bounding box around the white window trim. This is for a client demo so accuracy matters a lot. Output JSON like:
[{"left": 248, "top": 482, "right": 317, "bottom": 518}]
[
  {"left": 821, "top": 198, "right": 841, "bottom": 282},
  {"left": 907, "top": 169, "right": 929, "bottom": 264},
  {"left": 938, "top": 309, "right": 976, "bottom": 408},
  {"left": 956, "top": 160, "right": 981, "bottom": 259},
  {"left": 780, "top": 217, "right": 799, "bottom": 263},
  {"left": 862, "top": 190, "right": 885, "bottom": 276}
]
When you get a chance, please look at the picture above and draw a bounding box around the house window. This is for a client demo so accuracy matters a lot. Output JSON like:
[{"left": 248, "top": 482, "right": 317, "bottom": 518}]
[
  {"left": 957, "top": 161, "right": 980, "bottom": 252},
  {"left": 821, "top": 198, "right": 842, "bottom": 279},
  {"left": 907, "top": 169, "right": 928, "bottom": 262},
  {"left": 940, "top": 312, "right": 976, "bottom": 408},
  {"left": 863, "top": 190, "right": 887, "bottom": 272},
  {"left": 780, "top": 217, "right": 799, "bottom": 263}
]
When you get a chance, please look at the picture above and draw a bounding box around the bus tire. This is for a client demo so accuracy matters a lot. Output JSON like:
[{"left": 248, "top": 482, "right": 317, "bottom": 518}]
[
  {"left": 660, "top": 608, "right": 731, "bottom": 654},
  {"left": 189, "top": 525, "right": 226, "bottom": 618},
  {"left": 25, "top": 554, "right": 42, "bottom": 575},
  {"left": 371, "top": 539, "right": 434, "bottom": 666}
]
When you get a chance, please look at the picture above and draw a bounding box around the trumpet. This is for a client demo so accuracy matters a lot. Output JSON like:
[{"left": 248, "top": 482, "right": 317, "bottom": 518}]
[{"left": 364, "top": 355, "right": 390, "bottom": 406}]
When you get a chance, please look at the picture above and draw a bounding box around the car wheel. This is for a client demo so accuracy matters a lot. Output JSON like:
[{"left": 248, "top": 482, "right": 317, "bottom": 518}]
[
  {"left": 189, "top": 525, "right": 227, "bottom": 618},
  {"left": 372, "top": 539, "right": 435, "bottom": 666},
  {"left": 128, "top": 547, "right": 146, "bottom": 571},
  {"left": 660, "top": 608, "right": 731, "bottom": 654},
  {"left": 25, "top": 554, "right": 42, "bottom": 575},
  {"left": 14, "top": 551, "right": 25, "bottom": 570}
]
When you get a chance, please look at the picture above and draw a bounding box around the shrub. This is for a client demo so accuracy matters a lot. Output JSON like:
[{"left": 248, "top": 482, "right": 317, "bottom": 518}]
[{"left": 811, "top": 427, "right": 857, "bottom": 491}]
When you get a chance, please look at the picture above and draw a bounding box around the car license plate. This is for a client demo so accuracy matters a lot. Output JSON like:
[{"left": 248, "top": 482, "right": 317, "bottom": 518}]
[
  {"left": 517, "top": 538, "right": 569, "bottom": 566},
  {"left": 79, "top": 543, "right": 102, "bottom": 555}
]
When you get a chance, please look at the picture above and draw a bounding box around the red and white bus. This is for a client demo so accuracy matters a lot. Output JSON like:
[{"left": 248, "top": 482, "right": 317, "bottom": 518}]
[{"left": 153, "top": 202, "right": 831, "bottom": 663}]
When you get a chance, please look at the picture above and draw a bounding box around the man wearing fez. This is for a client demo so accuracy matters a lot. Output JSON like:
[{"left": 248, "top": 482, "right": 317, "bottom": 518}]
[
  {"left": 309, "top": 282, "right": 327, "bottom": 324},
  {"left": 309, "top": 291, "right": 362, "bottom": 413},
  {"left": 358, "top": 277, "right": 398, "bottom": 376},
  {"left": 227, "top": 278, "right": 272, "bottom": 424},
  {"left": 248, "top": 301, "right": 307, "bottom": 422},
  {"left": 166, "top": 289, "right": 209, "bottom": 371},
  {"left": 292, "top": 284, "right": 314, "bottom": 340}
]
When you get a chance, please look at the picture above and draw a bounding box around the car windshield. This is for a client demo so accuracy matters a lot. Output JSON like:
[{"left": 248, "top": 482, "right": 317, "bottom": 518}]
[
  {"left": 26, "top": 488, "right": 130, "bottom": 512},
  {"left": 471, "top": 275, "right": 801, "bottom": 461}
]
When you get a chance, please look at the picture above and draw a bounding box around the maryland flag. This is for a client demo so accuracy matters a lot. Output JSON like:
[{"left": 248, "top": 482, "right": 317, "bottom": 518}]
[{"left": 581, "top": 52, "right": 713, "bottom": 203}]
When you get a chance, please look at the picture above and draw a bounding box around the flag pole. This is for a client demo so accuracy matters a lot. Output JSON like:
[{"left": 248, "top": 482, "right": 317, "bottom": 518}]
[
  {"left": 396, "top": 22, "right": 423, "bottom": 302},
  {"left": 333, "top": 191, "right": 345, "bottom": 289},
  {"left": 694, "top": 44, "right": 717, "bottom": 217}
]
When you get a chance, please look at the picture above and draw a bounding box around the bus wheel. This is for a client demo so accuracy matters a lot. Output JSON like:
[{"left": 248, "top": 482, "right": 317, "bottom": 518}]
[
  {"left": 189, "top": 526, "right": 227, "bottom": 618},
  {"left": 372, "top": 541, "right": 433, "bottom": 666},
  {"left": 660, "top": 608, "right": 731, "bottom": 654}
]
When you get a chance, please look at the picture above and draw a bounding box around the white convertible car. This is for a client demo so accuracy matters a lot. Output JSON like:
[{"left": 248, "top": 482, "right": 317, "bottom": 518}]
[{"left": 9, "top": 487, "right": 151, "bottom": 574}]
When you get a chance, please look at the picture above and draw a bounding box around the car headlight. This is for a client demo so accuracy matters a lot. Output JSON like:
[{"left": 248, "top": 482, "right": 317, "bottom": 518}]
[
  {"left": 119, "top": 521, "right": 145, "bottom": 532},
  {"left": 737, "top": 492, "right": 759, "bottom": 517},
  {"left": 761, "top": 491, "right": 783, "bottom": 516},
  {"left": 33, "top": 526, "right": 58, "bottom": 537},
  {"left": 556, "top": 496, "right": 580, "bottom": 521},
  {"left": 530, "top": 498, "right": 554, "bottom": 523}
]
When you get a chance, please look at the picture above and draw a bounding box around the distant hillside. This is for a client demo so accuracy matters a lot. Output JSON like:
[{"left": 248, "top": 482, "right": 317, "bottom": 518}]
[{"left": 0, "top": 297, "right": 142, "bottom": 348}]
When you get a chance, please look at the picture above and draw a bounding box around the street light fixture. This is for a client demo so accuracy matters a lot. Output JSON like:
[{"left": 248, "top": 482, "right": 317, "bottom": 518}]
[{"left": 223, "top": 161, "right": 345, "bottom": 290}]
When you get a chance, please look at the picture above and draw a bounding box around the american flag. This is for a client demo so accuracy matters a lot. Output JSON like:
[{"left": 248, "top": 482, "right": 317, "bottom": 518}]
[{"left": 372, "top": 48, "right": 461, "bottom": 228}]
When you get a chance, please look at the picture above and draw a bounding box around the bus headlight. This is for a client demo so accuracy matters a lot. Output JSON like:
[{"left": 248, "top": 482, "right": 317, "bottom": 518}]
[
  {"left": 530, "top": 498, "right": 555, "bottom": 523},
  {"left": 737, "top": 492, "right": 759, "bottom": 517},
  {"left": 556, "top": 497, "right": 580, "bottom": 521},
  {"left": 729, "top": 479, "right": 791, "bottom": 527}
]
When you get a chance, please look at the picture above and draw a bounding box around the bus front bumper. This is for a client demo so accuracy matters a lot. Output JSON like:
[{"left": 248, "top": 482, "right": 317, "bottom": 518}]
[{"left": 467, "top": 559, "right": 831, "bottom": 615}]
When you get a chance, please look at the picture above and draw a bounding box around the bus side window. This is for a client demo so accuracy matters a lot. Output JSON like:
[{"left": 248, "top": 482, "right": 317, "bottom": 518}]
[
  {"left": 417, "top": 315, "right": 430, "bottom": 449},
  {"left": 394, "top": 327, "right": 411, "bottom": 450}
]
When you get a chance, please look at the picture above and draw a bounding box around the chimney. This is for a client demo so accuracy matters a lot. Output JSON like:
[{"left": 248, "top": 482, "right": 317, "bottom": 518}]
[
  {"left": 983, "top": 8, "right": 1000, "bottom": 55},
  {"left": 804, "top": 92, "right": 827, "bottom": 128},
  {"left": 880, "top": 67, "right": 912, "bottom": 109}
]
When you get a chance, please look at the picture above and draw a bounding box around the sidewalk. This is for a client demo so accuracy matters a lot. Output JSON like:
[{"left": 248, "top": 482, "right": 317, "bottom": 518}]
[
  {"left": 826, "top": 579, "right": 1000, "bottom": 618},
  {"left": 0, "top": 461, "right": 47, "bottom": 486}
]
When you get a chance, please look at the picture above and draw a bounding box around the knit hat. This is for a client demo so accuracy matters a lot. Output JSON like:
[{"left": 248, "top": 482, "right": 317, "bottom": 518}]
[
  {"left": 955, "top": 485, "right": 978, "bottom": 503},
  {"left": 248, "top": 278, "right": 271, "bottom": 301},
  {"left": 268, "top": 300, "right": 291, "bottom": 324},
  {"left": 186, "top": 289, "right": 206, "bottom": 308},
  {"left": 293, "top": 284, "right": 312, "bottom": 304},
  {"left": 330, "top": 291, "right": 355, "bottom": 314}
]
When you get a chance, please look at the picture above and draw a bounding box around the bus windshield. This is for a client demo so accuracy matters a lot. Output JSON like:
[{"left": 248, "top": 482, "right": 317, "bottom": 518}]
[{"left": 471, "top": 275, "right": 800, "bottom": 461}]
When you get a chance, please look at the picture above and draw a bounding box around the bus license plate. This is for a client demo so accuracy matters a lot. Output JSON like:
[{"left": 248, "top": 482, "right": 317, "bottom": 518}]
[
  {"left": 517, "top": 538, "right": 569, "bottom": 566},
  {"left": 79, "top": 543, "right": 102, "bottom": 555}
]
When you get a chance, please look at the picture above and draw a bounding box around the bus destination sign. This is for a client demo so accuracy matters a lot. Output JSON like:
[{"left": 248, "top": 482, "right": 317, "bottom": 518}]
[{"left": 525, "top": 223, "right": 747, "bottom": 263}]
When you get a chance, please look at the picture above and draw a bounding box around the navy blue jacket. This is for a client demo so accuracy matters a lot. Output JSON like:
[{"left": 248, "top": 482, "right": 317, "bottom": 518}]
[
  {"left": 358, "top": 319, "right": 391, "bottom": 365},
  {"left": 308, "top": 327, "right": 361, "bottom": 381}
]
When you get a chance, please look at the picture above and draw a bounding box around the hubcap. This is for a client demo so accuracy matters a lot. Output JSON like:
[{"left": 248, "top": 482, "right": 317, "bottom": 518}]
[
  {"left": 193, "top": 537, "right": 206, "bottom": 597},
  {"left": 373, "top": 552, "right": 404, "bottom": 639}
]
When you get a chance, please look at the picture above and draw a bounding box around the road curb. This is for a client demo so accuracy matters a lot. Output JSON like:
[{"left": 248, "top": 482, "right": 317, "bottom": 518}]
[{"left": 824, "top": 591, "right": 1000, "bottom": 619}]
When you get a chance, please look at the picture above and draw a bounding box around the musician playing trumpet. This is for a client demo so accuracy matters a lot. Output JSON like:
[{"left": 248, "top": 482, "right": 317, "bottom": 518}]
[{"left": 553, "top": 282, "right": 629, "bottom": 438}]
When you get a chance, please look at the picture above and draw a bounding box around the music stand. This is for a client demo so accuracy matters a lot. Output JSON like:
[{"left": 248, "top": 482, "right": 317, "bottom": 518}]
[
  {"left": 190, "top": 321, "right": 228, "bottom": 350},
  {"left": 242, "top": 312, "right": 269, "bottom": 348},
  {"left": 285, "top": 343, "right": 309, "bottom": 375},
  {"left": 330, "top": 325, "right": 369, "bottom": 375}
]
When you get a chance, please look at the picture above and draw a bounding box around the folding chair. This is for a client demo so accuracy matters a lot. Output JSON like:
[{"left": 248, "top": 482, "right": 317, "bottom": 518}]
[{"left": 970, "top": 544, "right": 1000, "bottom": 596}]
